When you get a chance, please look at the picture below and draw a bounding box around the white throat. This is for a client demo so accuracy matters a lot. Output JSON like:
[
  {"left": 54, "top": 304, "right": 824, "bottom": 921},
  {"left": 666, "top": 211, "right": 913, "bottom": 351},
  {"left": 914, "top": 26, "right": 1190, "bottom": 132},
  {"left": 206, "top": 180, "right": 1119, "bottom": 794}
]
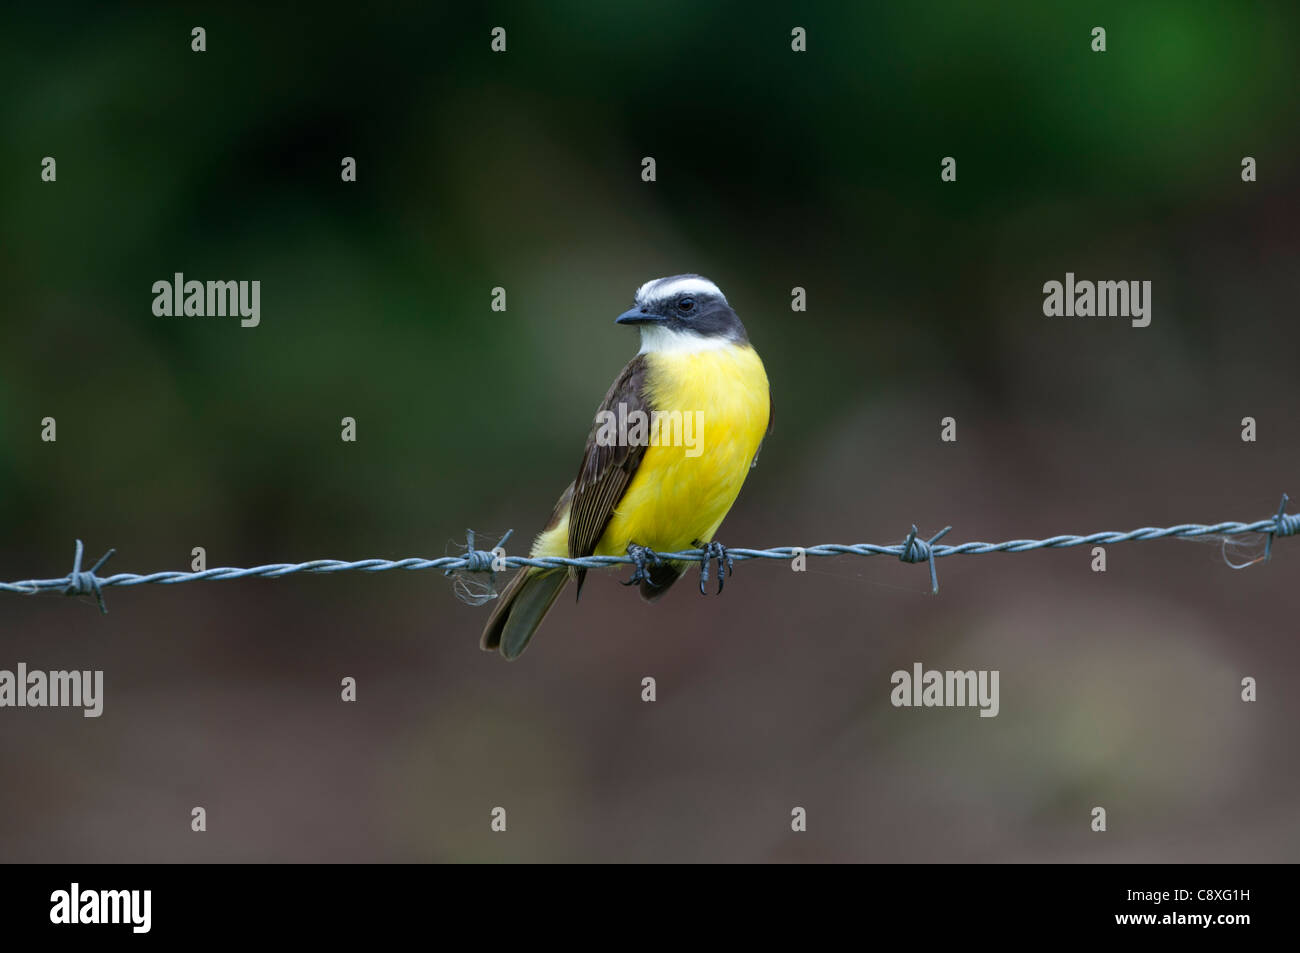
[{"left": 637, "top": 325, "right": 733, "bottom": 355}]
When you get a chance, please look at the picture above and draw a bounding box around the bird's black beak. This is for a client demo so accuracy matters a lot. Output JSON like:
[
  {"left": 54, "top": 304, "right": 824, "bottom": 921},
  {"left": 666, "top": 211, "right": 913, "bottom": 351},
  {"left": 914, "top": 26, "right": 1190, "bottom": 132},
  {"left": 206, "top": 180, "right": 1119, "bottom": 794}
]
[{"left": 615, "top": 307, "right": 666, "bottom": 326}]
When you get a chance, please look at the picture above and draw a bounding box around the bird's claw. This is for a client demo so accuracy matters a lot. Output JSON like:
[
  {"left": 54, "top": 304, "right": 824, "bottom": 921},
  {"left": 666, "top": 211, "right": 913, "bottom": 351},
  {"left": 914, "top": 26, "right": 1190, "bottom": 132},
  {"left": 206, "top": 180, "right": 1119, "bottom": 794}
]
[
  {"left": 696, "top": 540, "right": 733, "bottom": 595},
  {"left": 622, "top": 543, "right": 664, "bottom": 587}
]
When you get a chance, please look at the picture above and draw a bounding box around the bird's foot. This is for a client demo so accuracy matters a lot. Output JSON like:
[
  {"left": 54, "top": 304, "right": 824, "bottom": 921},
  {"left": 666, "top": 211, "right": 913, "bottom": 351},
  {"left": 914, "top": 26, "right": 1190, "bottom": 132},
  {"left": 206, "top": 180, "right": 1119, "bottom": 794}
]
[
  {"left": 622, "top": 543, "right": 665, "bottom": 588},
  {"left": 695, "top": 540, "right": 733, "bottom": 594}
]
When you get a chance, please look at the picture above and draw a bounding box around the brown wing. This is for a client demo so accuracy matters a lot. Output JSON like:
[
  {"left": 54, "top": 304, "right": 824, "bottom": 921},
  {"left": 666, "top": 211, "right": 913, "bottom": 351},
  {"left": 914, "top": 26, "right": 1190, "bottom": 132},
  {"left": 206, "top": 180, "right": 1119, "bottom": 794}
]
[{"left": 569, "top": 354, "right": 650, "bottom": 597}]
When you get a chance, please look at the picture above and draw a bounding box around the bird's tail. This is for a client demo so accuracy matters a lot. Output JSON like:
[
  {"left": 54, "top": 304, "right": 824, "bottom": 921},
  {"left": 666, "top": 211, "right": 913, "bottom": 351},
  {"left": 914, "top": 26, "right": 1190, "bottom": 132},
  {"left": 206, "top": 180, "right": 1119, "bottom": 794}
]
[{"left": 480, "top": 566, "right": 569, "bottom": 660}]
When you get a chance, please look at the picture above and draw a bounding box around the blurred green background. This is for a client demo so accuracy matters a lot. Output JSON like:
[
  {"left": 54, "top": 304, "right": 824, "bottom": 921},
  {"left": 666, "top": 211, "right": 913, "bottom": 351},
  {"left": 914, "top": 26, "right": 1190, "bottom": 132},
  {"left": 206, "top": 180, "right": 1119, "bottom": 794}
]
[{"left": 1, "top": 2, "right": 1297, "bottom": 861}]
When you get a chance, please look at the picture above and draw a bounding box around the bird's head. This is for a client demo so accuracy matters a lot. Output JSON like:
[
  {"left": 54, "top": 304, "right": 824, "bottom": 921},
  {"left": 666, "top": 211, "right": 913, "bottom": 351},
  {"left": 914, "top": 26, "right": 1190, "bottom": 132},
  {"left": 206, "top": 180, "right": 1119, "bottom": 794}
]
[{"left": 616, "top": 275, "right": 748, "bottom": 352}]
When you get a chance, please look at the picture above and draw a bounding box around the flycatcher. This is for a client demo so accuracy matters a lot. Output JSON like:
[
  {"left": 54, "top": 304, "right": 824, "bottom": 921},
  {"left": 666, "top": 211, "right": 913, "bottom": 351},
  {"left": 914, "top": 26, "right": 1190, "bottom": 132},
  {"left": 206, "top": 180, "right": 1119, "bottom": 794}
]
[
  {"left": 482, "top": 275, "right": 772, "bottom": 659},
  {"left": 480, "top": 275, "right": 764, "bottom": 657}
]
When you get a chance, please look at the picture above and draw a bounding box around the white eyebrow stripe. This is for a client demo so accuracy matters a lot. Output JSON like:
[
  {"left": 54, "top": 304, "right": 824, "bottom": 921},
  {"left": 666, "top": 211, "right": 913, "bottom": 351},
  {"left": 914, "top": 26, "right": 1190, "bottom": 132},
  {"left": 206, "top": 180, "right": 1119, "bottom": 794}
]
[{"left": 634, "top": 276, "right": 725, "bottom": 307}]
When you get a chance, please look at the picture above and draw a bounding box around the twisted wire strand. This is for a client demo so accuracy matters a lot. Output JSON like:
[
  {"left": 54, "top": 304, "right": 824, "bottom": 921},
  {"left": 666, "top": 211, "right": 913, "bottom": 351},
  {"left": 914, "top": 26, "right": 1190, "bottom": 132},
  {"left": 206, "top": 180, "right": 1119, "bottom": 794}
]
[{"left": 2, "top": 496, "right": 1295, "bottom": 612}]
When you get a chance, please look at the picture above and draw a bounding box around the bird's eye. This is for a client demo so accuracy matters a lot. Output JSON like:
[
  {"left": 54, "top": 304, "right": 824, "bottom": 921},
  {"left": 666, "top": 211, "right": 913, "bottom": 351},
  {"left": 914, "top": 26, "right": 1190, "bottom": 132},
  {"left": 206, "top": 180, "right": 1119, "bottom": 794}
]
[{"left": 677, "top": 296, "right": 696, "bottom": 314}]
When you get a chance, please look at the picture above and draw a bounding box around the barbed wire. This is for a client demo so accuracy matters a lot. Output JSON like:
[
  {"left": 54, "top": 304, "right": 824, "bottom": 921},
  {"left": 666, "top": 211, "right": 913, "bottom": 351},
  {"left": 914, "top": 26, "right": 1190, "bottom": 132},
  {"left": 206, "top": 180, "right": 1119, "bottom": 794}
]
[{"left": 1, "top": 496, "right": 1295, "bottom": 613}]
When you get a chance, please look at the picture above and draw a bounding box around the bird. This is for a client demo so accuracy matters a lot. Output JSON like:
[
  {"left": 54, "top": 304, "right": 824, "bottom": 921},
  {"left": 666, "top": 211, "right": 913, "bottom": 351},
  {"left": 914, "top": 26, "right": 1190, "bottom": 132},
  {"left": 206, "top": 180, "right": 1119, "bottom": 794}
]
[{"left": 481, "top": 274, "right": 773, "bottom": 660}]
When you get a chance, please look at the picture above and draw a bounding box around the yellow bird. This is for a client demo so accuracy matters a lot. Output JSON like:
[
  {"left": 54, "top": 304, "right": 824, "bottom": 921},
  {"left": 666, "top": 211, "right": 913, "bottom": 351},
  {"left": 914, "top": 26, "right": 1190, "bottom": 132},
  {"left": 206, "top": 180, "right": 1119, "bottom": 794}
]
[{"left": 482, "top": 275, "right": 773, "bottom": 659}]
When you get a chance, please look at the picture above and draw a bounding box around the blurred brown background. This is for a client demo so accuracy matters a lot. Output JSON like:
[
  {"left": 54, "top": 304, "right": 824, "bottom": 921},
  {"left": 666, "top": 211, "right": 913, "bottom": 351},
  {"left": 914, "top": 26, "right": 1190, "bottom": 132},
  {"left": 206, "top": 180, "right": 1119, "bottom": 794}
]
[{"left": 1, "top": 2, "right": 1297, "bottom": 861}]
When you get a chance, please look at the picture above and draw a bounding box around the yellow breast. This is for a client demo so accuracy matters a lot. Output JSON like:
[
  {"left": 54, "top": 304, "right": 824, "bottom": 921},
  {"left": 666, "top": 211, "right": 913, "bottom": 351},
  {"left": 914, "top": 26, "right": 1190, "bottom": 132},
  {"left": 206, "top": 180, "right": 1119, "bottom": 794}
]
[{"left": 594, "top": 343, "right": 770, "bottom": 555}]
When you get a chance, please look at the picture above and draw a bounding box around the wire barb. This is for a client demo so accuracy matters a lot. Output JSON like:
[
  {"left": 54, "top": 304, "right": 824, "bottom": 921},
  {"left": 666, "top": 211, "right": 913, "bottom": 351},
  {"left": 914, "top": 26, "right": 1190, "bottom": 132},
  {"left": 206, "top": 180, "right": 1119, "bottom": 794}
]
[
  {"left": 1266, "top": 493, "right": 1298, "bottom": 562},
  {"left": 62, "top": 539, "right": 116, "bottom": 614},
  {"left": 1223, "top": 493, "right": 1298, "bottom": 570},
  {"left": 445, "top": 530, "right": 513, "bottom": 606},
  {"left": 445, "top": 529, "right": 513, "bottom": 576},
  {"left": 898, "top": 525, "right": 952, "bottom": 594}
]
